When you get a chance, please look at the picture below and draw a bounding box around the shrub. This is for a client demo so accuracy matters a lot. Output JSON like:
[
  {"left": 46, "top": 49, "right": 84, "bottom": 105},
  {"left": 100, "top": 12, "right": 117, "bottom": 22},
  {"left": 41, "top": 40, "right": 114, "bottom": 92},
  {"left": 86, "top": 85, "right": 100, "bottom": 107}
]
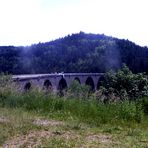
[
  {"left": 0, "top": 73, "right": 16, "bottom": 107},
  {"left": 139, "top": 97, "right": 148, "bottom": 114},
  {"left": 66, "top": 80, "right": 90, "bottom": 99},
  {"left": 100, "top": 65, "right": 148, "bottom": 101}
]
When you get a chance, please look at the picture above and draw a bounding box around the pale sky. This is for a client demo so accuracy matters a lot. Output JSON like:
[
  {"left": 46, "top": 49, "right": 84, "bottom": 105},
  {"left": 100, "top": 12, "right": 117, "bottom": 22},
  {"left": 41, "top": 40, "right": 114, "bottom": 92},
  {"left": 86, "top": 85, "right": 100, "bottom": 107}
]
[{"left": 0, "top": 0, "right": 148, "bottom": 46}]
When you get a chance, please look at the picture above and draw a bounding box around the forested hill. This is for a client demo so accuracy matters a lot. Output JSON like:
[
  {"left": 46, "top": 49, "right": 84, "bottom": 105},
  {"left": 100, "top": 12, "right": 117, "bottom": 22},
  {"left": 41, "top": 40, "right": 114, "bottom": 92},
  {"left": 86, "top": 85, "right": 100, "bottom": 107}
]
[{"left": 0, "top": 32, "right": 148, "bottom": 74}]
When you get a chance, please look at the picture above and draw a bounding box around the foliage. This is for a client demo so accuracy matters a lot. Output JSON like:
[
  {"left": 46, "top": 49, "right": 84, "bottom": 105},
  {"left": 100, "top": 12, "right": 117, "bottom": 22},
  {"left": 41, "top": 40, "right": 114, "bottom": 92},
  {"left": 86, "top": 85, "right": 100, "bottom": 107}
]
[
  {"left": 0, "top": 78, "right": 146, "bottom": 124},
  {"left": 0, "top": 32, "right": 148, "bottom": 74},
  {"left": 0, "top": 73, "right": 148, "bottom": 147},
  {"left": 99, "top": 65, "right": 148, "bottom": 101},
  {"left": 0, "top": 90, "right": 145, "bottom": 124},
  {"left": 0, "top": 72, "right": 147, "bottom": 128},
  {"left": 66, "top": 80, "right": 90, "bottom": 99},
  {"left": 139, "top": 97, "right": 148, "bottom": 114},
  {"left": 0, "top": 73, "right": 16, "bottom": 106}
]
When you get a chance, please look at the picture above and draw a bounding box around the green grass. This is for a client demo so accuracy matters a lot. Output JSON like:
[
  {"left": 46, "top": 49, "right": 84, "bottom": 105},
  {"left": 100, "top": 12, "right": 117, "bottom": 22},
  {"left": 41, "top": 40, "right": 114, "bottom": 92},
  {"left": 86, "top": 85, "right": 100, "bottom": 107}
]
[
  {"left": 0, "top": 90, "right": 146, "bottom": 124},
  {"left": 0, "top": 107, "right": 148, "bottom": 147},
  {"left": 0, "top": 108, "right": 37, "bottom": 145},
  {"left": 0, "top": 88, "right": 148, "bottom": 147}
]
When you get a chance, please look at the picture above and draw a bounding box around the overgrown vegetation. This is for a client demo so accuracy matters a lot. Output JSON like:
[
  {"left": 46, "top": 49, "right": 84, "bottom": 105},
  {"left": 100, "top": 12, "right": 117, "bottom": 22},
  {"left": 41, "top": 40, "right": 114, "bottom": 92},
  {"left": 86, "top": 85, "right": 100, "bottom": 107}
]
[
  {"left": 0, "top": 67, "right": 148, "bottom": 124},
  {"left": 0, "top": 68, "right": 148, "bottom": 147},
  {"left": 97, "top": 65, "right": 148, "bottom": 99}
]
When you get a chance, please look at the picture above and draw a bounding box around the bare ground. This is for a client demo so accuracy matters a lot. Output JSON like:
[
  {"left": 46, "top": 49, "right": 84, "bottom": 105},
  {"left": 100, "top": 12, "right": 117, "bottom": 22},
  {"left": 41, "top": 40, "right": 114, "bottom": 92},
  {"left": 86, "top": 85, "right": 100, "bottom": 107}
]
[
  {"left": 2, "top": 118, "right": 113, "bottom": 148},
  {"left": 0, "top": 117, "right": 9, "bottom": 123}
]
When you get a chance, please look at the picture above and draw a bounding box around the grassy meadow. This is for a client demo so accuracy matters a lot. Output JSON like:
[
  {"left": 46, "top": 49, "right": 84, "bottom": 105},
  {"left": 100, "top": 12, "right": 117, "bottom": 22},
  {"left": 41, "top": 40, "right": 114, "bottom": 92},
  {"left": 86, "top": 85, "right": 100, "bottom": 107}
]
[
  {"left": 0, "top": 72, "right": 148, "bottom": 147},
  {"left": 0, "top": 89, "right": 148, "bottom": 147}
]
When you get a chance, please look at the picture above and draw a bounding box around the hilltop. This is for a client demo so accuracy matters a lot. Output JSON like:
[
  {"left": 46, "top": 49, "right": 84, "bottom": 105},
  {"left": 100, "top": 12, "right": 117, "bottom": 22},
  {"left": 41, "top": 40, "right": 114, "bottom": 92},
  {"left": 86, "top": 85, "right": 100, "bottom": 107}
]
[{"left": 0, "top": 32, "right": 148, "bottom": 74}]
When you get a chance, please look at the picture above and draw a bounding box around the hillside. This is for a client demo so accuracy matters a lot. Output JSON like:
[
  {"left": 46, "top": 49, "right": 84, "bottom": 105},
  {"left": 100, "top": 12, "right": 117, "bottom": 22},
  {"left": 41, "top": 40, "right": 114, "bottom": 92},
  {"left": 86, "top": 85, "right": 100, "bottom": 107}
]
[{"left": 0, "top": 32, "right": 148, "bottom": 74}]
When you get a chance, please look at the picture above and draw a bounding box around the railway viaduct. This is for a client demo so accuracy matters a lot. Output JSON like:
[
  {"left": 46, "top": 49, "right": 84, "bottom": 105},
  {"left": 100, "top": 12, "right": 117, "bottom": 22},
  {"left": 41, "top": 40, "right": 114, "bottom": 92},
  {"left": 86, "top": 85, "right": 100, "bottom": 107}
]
[{"left": 12, "top": 73, "right": 104, "bottom": 92}]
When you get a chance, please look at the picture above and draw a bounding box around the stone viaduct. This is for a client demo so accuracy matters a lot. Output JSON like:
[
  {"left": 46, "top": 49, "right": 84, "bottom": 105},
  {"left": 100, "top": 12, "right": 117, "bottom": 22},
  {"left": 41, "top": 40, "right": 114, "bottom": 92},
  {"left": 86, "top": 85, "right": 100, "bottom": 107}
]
[{"left": 12, "top": 73, "right": 104, "bottom": 92}]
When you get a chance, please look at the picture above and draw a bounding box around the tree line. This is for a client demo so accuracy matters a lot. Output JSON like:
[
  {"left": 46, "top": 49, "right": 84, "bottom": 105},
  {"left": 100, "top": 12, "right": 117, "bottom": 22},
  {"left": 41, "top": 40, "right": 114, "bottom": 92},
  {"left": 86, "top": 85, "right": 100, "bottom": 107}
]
[{"left": 0, "top": 32, "right": 148, "bottom": 74}]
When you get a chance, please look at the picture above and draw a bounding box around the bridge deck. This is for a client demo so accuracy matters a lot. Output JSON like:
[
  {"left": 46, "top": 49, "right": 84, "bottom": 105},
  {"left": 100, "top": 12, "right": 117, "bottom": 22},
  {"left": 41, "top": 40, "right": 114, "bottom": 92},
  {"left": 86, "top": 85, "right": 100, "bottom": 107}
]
[{"left": 12, "top": 73, "right": 104, "bottom": 80}]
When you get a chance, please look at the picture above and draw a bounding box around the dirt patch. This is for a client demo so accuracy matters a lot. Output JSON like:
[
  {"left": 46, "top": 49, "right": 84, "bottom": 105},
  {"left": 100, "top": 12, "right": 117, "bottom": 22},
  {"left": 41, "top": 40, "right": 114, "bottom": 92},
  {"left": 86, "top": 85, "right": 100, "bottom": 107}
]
[
  {"left": 61, "top": 131, "right": 79, "bottom": 140},
  {"left": 33, "top": 119, "right": 64, "bottom": 126},
  {"left": 3, "top": 130, "right": 78, "bottom": 148},
  {"left": 0, "top": 117, "right": 9, "bottom": 123},
  {"left": 2, "top": 119, "right": 77, "bottom": 147},
  {"left": 86, "top": 134, "right": 112, "bottom": 143},
  {"left": 3, "top": 130, "right": 53, "bottom": 148}
]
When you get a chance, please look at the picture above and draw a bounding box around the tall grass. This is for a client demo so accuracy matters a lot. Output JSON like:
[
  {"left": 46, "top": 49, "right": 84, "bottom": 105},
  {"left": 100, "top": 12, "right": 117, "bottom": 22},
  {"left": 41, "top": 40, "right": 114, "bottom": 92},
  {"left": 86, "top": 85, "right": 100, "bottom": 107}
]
[
  {"left": 0, "top": 89, "right": 145, "bottom": 125},
  {"left": 0, "top": 75, "right": 147, "bottom": 126}
]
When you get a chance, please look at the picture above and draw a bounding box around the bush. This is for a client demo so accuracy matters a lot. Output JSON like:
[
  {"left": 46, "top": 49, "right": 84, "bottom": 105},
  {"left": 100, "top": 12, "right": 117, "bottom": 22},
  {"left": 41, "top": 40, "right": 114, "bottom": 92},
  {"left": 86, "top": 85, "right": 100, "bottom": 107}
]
[
  {"left": 66, "top": 80, "right": 90, "bottom": 99},
  {"left": 100, "top": 65, "right": 148, "bottom": 101},
  {"left": 139, "top": 97, "right": 148, "bottom": 114},
  {"left": 0, "top": 73, "right": 16, "bottom": 107}
]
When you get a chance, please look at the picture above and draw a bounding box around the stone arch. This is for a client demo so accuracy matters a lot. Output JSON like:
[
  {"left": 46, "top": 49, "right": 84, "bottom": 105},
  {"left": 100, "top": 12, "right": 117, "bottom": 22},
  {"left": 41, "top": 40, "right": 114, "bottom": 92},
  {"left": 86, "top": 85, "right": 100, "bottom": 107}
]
[
  {"left": 85, "top": 77, "right": 95, "bottom": 92},
  {"left": 97, "top": 76, "right": 105, "bottom": 90},
  {"left": 74, "top": 77, "right": 81, "bottom": 84},
  {"left": 43, "top": 79, "right": 52, "bottom": 90},
  {"left": 58, "top": 78, "right": 68, "bottom": 96},
  {"left": 24, "top": 82, "right": 31, "bottom": 91}
]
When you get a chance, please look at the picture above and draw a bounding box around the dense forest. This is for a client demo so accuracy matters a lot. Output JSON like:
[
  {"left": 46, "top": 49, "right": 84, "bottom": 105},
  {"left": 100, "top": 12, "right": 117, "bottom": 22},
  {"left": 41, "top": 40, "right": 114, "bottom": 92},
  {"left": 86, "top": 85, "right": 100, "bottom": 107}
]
[{"left": 0, "top": 32, "right": 148, "bottom": 74}]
